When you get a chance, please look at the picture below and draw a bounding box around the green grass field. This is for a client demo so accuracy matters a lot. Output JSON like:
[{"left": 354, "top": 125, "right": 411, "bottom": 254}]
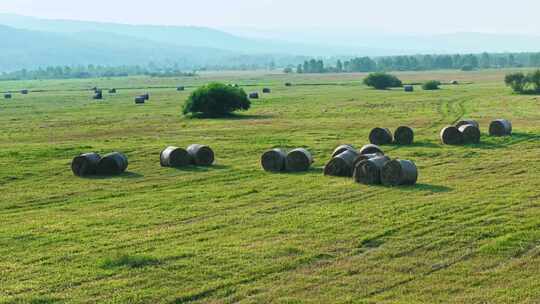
[{"left": 1, "top": 69, "right": 540, "bottom": 303}]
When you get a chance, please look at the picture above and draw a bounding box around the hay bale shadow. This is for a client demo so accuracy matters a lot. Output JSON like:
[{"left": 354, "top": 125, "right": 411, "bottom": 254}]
[
  {"left": 85, "top": 172, "right": 144, "bottom": 180},
  {"left": 186, "top": 113, "right": 273, "bottom": 120},
  {"left": 172, "top": 164, "right": 229, "bottom": 172},
  {"left": 392, "top": 183, "right": 453, "bottom": 193},
  {"left": 475, "top": 132, "right": 539, "bottom": 150},
  {"left": 100, "top": 254, "right": 161, "bottom": 269},
  {"left": 388, "top": 141, "right": 441, "bottom": 149},
  {"left": 287, "top": 167, "right": 324, "bottom": 175},
  {"left": 408, "top": 141, "right": 442, "bottom": 148}
]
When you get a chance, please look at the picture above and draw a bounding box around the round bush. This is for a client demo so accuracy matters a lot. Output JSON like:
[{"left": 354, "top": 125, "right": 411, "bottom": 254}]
[
  {"left": 363, "top": 73, "right": 402, "bottom": 90},
  {"left": 183, "top": 82, "right": 250, "bottom": 116},
  {"left": 422, "top": 80, "right": 441, "bottom": 90}
]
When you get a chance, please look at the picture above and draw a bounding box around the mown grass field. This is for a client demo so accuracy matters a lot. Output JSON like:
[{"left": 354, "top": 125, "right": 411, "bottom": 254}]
[{"left": 1, "top": 69, "right": 540, "bottom": 303}]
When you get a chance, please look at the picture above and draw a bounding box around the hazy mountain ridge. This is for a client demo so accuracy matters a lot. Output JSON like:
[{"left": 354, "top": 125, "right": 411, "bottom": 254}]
[
  {"left": 0, "top": 25, "right": 240, "bottom": 71},
  {"left": 1, "top": 14, "right": 540, "bottom": 72}
]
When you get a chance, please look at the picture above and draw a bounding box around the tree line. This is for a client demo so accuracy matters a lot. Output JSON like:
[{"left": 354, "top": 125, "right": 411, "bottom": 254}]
[
  {"left": 295, "top": 52, "right": 540, "bottom": 74},
  {"left": 5, "top": 52, "right": 540, "bottom": 81},
  {"left": 0, "top": 64, "right": 196, "bottom": 81}
]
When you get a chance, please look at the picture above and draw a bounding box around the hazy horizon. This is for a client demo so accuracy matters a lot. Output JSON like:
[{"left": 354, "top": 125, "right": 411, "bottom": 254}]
[{"left": 1, "top": 0, "right": 540, "bottom": 35}]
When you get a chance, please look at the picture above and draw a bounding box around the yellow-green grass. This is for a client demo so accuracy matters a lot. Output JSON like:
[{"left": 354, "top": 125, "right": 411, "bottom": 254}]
[{"left": 1, "top": 70, "right": 540, "bottom": 303}]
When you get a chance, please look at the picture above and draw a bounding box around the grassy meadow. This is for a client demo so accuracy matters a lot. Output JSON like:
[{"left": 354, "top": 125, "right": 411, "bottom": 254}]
[{"left": 1, "top": 69, "right": 540, "bottom": 303}]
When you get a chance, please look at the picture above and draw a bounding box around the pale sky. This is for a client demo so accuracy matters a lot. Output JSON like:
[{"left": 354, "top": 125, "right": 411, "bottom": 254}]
[{"left": 1, "top": 0, "right": 539, "bottom": 34}]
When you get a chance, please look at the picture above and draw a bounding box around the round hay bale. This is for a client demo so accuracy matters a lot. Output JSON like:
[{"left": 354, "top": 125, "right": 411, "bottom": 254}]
[
  {"left": 142, "top": 93, "right": 150, "bottom": 100},
  {"left": 394, "top": 126, "right": 414, "bottom": 145},
  {"left": 4, "top": 93, "right": 12, "bottom": 99},
  {"left": 96, "top": 152, "right": 128, "bottom": 175},
  {"left": 262, "top": 88, "right": 271, "bottom": 93},
  {"left": 489, "top": 119, "right": 512, "bottom": 137},
  {"left": 324, "top": 149, "right": 359, "bottom": 177},
  {"left": 459, "top": 124, "right": 481, "bottom": 144},
  {"left": 135, "top": 96, "right": 146, "bottom": 104},
  {"left": 261, "top": 149, "right": 287, "bottom": 172},
  {"left": 352, "top": 153, "right": 384, "bottom": 169},
  {"left": 160, "top": 146, "right": 190, "bottom": 168},
  {"left": 404, "top": 85, "right": 414, "bottom": 92},
  {"left": 381, "top": 159, "right": 418, "bottom": 186},
  {"left": 108, "top": 88, "right": 117, "bottom": 94},
  {"left": 359, "top": 144, "right": 384, "bottom": 155},
  {"left": 93, "top": 92, "right": 103, "bottom": 100},
  {"left": 369, "top": 128, "right": 393, "bottom": 145},
  {"left": 331, "top": 144, "right": 357, "bottom": 158},
  {"left": 451, "top": 80, "right": 459, "bottom": 85},
  {"left": 249, "top": 92, "right": 259, "bottom": 99},
  {"left": 177, "top": 86, "right": 185, "bottom": 91},
  {"left": 71, "top": 152, "right": 101, "bottom": 177},
  {"left": 353, "top": 155, "right": 391, "bottom": 185},
  {"left": 187, "top": 144, "right": 215, "bottom": 166},
  {"left": 456, "top": 119, "right": 479, "bottom": 129},
  {"left": 286, "top": 148, "right": 313, "bottom": 172},
  {"left": 21, "top": 89, "right": 29, "bottom": 95},
  {"left": 440, "top": 126, "right": 463, "bottom": 145}
]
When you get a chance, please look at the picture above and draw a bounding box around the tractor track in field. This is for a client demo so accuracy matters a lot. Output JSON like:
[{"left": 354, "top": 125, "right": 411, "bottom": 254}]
[{"left": 434, "top": 95, "right": 468, "bottom": 128}]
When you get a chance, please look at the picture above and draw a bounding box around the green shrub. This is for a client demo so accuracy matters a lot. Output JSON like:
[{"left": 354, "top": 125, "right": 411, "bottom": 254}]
[
  {"left": 505, "top": 72, "right": 527, "bottom": 93},
  {"left": 505, "top": 70, "right": 540, "bottom": 94},
  {"left": 183, "top": 82, "right": 250, "bottom": 116},
  {"left": 422, "top": 80, "right": 441, "bottom": 90},
  {"left": 363, "top": 73, "right": 402, "bottom": 90}
]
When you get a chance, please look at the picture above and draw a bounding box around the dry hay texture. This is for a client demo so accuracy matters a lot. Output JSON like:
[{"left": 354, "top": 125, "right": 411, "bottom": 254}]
[
  {"left": 96, "top": 152, "right": 128, "bottom": 175},
  {"left": 459, "top": 124, "right": 481, "bottom": 144},
  {"left": 262, "top": 88, "right": 271, "bottom": 93},
  {"left": 160, "top": 146, "right": 191, "bottom": 168},
  {"left": 440, "top": 126, "right": 463, "bottom": 145},
  {"left": 261, "top": 149, "right": 287, "bottom": 172},
  {"left": 286, "top": 148, "right": 313, "bottom": 172},
  {"left": 353, "top": 155, "right": 391, "bottom": 185},
  {"left": 331, "top": 144, "right": 357, "bottom": 158},
  {"left": 187, "top": 144, "right": 215, "bottom": 166},
  {"left": 72, "top": 153, "right": 101, "bottom": 177},
  {"left": 456, "top": 119, "right": 479, "bottom": 129},
  {"left": 489, "top": 119, "right": 512, "bottom": 137},
  {"left": 394, "top": 126, "right": 414, "bottom": 145},
  {"left": 359, "top": 144, "right": 384, "bottom": 155},
  {"left": 369, "top": 128, "right": 393, "bottom": 145},
  {"left": 381, "top": 159, "right": 418, "bottom": 186},
  {"left": 324, "top": 149, "right": 359, "bottom": 177}
]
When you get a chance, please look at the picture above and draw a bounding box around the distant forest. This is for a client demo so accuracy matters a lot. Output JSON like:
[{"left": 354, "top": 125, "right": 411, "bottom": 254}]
[
  {"left": 3, "top": 52, "right": 540, "bottom": 81},
  {"left": 295, "top": 52, "right": 540, "bottom": 73},
  {"left": 0, "top": 65, "right": 196, "bottom": 81}
]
